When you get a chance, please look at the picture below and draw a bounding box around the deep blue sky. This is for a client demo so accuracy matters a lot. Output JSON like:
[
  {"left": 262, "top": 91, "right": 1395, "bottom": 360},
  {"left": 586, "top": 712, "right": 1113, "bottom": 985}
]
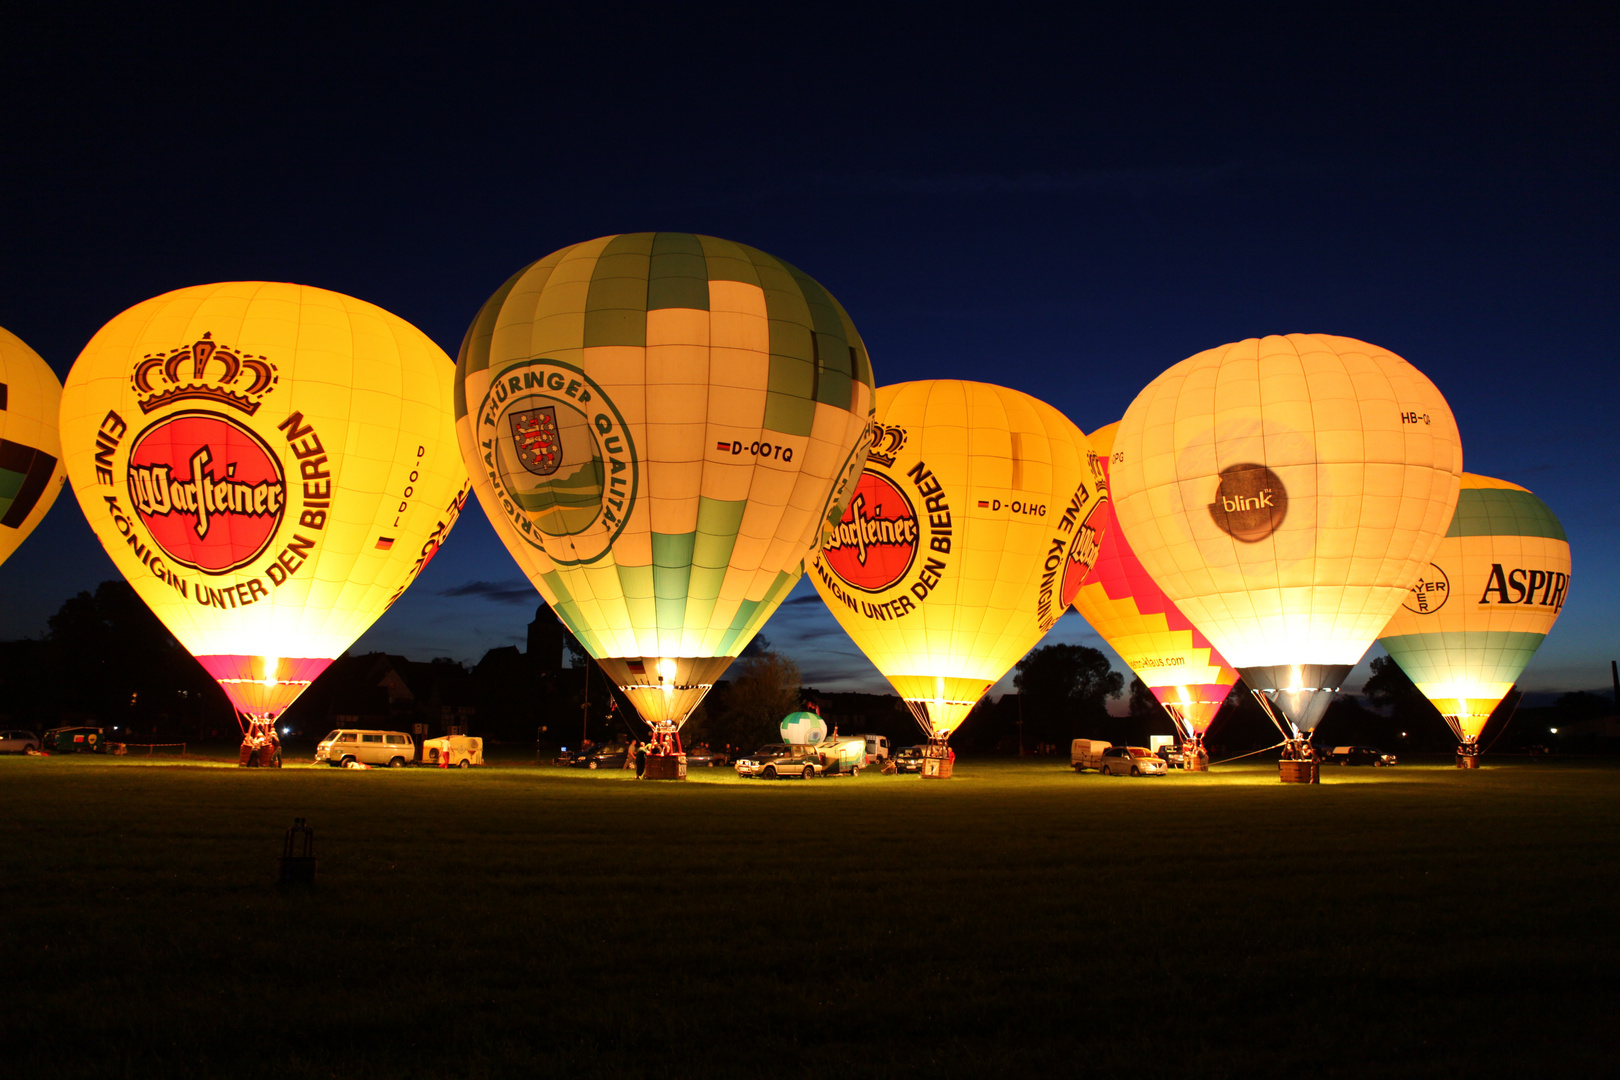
[{"left": 2, "top": 4, "right": 1614, "bottom": 701}]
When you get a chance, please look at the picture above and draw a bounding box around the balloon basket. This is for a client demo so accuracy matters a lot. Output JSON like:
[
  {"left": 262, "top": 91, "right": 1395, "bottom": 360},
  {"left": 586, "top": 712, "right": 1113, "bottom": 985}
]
[
  {"left": 1184, "top": 749, "right": 1209, "bottom": 772},
  {"left": 643, "top": 754, "right": 687, "bottom": 780},
  {"left": 238, "top": 740, "right": 281, "bottom": 768},
  {"left": 1456, "top": 753, "right": 1481, "bottom": 769},
  {"left": 921, "top": 756, "right": 953, "bottom": 779},
  {"left": 1278, "top": 760, "right": 1319, "bottom": 784}
]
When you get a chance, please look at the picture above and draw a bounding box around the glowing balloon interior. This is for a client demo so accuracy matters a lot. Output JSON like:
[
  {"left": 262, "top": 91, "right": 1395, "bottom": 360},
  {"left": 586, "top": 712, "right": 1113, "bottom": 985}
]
[
  {"left": 455, "top": 233, "right": 874, "bottom": 741},
  {"left": 0, "top": 326, "right": 67, "bottom": 570},
  {"left": 1109, "top": 334, "right": 1462, "bottom": 746},
  {"left": 1379, "top": 473, "right": 1569, "bottom": 750},
  {"left": 1070, "top": 422, "right": 1237, "bottom": 743},
  {"left": 809, "top": 380, "right": 1106, "bottom": 743},
  {"left": 59, "top": 283, "right": 470, "bottom": 747}
]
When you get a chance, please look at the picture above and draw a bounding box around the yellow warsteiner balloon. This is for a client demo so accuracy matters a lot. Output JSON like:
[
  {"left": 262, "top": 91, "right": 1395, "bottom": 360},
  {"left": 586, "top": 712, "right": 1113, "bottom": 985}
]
[
  {"left": 60, "top": 283, "right": 469, "bottom": 750},
  {"left": 1110, "top": 334, "right": 1462, "bottom": 757},
  {"left": 455, "top": 234, "right": 874, "bottom": 741},
  {"left": 1378, "top": 473, "right": 1570, "bottom": 760},
  {"left": 809, "top": 381, "right": 1107, "bottom": 745},
  {"left": 0, "top": 327, "right": 67, "bottom": 569}
]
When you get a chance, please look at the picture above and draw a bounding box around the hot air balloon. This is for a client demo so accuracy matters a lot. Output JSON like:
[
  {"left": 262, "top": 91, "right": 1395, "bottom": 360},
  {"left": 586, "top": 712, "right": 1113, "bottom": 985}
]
[
  {"left": 1110, "top": 335, "right": 1462, "bottom": 782},
  {"left": 780, "top": 709, "right": 828, "bottom": 745},
  {"left": 808, "top": 380, "right": 1107, "bottom": 776},
  {"left": 454, "top": 233, "right": 874, "bottom": 774},
  {"left": 60, "top": 283, "right": 469, "bottom": 764},
  {"left": 1378, "top": 473, "right": 1570, "bottom": 766},
  {"left": 1070, "top": 421, "right": 1238, "bottom": 768},
  {"left": 0, "top": 327, "right": 67, "bottom": 570}
]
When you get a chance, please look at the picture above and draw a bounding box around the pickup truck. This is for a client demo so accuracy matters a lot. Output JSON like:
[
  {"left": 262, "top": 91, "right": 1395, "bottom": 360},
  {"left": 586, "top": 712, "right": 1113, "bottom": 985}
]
[{"left": 1070, "top": 739, "right": 1111, "bottom": 772}]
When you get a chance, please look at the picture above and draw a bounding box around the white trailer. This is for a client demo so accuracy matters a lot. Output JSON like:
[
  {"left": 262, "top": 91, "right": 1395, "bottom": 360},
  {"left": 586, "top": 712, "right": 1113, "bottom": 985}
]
[{"left": 1070, "top": 739, "right": 1111, "bottom": 772}]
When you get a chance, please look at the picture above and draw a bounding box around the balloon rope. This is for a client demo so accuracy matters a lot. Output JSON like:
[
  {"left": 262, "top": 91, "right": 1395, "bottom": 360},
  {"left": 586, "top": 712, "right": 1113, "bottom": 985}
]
[{"left": 1207, "top": 740, "right": 1288, "bottom": 766}]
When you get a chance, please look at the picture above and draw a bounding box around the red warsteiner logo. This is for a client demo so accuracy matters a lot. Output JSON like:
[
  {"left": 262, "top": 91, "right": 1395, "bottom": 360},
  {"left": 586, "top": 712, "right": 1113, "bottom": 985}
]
[
  {"left": 1059, "top": 496, "right": 1107, "bottom": 610},
  {"left": 821, "top": 472, "right": 919, "bottom": 592},
  {"left": 126, "top": 412, "right": 286, "bottom": 574}
]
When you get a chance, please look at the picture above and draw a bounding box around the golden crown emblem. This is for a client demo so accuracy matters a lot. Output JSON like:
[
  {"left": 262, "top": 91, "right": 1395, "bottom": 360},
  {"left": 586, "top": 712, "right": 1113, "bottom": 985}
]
[
  {"left": 131, "top": 334, "right": 278, "bottom": 415},
  {"left": 866, "top": 421, "right": 908, "bottom": 468}
]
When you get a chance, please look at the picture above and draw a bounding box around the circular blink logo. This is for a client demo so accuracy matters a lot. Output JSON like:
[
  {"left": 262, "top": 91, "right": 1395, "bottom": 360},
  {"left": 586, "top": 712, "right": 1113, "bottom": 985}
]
[
  {"left": 477, "top": 358, "right": 637, "bottom": 566},
  {"left": 1208, "top": 463, "right": 1288, "bottom": 543},
  {"left": 125, "top": 411, "right": 286, "bottom": 574},
  {"left": 821, "top": 471, "right": 920, "bottom": 593}
]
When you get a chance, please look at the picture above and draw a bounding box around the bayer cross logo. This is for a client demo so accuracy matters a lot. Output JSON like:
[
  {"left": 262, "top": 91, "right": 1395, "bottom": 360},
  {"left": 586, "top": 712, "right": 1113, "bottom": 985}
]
[
  {"left": 1402, "top": 562, "right": 1450, "bottom": 614},
  {"left": 509, "top": 406, "right": 561, "bottom": 476}
]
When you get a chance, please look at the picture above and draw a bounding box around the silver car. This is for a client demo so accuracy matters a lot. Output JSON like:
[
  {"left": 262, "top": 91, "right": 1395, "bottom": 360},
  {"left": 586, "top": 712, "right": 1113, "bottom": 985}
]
[
  {"left": 0, "top": 729, "right": 41, "bottom": 754},
  {"left": 1098, "top": 746, "right": 1168, "bottom": 776}
]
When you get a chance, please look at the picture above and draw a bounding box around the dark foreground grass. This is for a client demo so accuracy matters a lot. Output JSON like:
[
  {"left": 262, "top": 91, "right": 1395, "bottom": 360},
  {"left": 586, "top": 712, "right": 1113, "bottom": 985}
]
[{"left": 2, "top": 755, "right": 1616, "bottom": 1079}]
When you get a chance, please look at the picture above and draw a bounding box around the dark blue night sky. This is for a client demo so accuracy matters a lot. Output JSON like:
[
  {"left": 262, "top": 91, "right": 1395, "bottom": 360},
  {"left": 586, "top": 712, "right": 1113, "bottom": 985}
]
[{"left": 2, "top": 5, "right": 1614, "bottom": 701}]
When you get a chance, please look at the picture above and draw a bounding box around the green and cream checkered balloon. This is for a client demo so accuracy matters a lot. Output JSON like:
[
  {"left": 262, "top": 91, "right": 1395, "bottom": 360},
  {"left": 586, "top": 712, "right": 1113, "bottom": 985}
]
[{"left": 455, "top": 233, "right": 874, "bottom": 732}]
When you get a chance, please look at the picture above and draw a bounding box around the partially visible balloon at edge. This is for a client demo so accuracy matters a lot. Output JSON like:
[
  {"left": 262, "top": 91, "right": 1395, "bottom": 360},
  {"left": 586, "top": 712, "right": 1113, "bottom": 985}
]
[{"left": 0, "top": 326, "right": 67, "bottom": 571}]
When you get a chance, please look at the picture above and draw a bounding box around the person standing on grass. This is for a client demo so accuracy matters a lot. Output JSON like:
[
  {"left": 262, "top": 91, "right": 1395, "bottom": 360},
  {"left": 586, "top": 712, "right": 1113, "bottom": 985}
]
[
  {"left": 635, "top": 740, "right": 647, "bottom": 778},
  {"left": 624, "top": 738, "right": 638, "bottom": 770}
]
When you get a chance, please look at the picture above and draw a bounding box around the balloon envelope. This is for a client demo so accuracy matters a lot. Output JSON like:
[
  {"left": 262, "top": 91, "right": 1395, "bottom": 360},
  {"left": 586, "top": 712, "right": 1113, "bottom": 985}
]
[
  {"left": 1379, "top": 473, "right": 1569, "bottom": 744},
  {"left": 454, "top": 233, "right": 874, "bottom": 734},
  {"left": 1110, "top": 334, "right": 1462, "bottom": 736},
  {"left": 1071, "top": 422, "right": 1238, "bottom": 737},
  {"left": 59, "top": 283, "right": 469, "bottom": 725},
  {"left": 780, "top": 710, "right": 828, "bottom": 745},
  {"left": 0, "top": 326, "right": 67, "bottom": 570},
  {"left": 808, "top": 380, "right": 1107, "bottom": 740}
]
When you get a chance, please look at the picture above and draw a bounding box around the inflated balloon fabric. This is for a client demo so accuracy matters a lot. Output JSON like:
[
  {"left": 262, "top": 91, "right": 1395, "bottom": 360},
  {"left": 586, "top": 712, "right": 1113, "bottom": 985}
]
[
  {"left": 1110, "top": 334, "right": 1462, "bottom": 733},
  {"left": 455, "top": 233, "right": 874, "bottom": 731},
  {"left": 1379, "top": 473, "right": 1570, "bottom": 743},
  {"left": 59, "top": 283, "right": 469, "bottom": 721},
  {"left": 809, "top": 380, "right": 1106, "bottom": 740},
  {"left": 0, "top": 326, "right": 66, "bottom": 569},
  {"left": 1071, "top": 422, "right": 1237, "bottom": 736}
]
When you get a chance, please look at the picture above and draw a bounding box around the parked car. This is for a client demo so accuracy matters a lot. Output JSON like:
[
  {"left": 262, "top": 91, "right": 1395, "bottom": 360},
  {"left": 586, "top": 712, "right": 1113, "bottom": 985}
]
[
  {"left": 893, "top": 745, "right": 926, "bottom": 774},
  {"left": 1070, "top": 739, "right": 1111, "bottom": 772},
  {"left": 1098, "top": 745, "right": 1167, "bottom": 776},
  {"left": 759, "top": 746, "right": 826, "bottom": 780},
  {"left": 735, "top": 743, "right": 792, "bottom": 777},
  {"left": 43, "top": 726, "right": 107, "bottom": 754},
  {"left": 1322, "top": 745, "right": 1397, "bottom": 766},
  {"left": 313, "top": 729, "right": 415, "bottom": 767},
  {"left": 683, "top": 745, "right": 727, "bottom": 767},
  {"left": 0, "top": 729, "right": 41, "bottom": 753},
  {"left": 575, "top": 743, "right": 629, "bottom": 770},
  {"left": 1153, "top": 742, "right": 1187, "bottom": 769}
]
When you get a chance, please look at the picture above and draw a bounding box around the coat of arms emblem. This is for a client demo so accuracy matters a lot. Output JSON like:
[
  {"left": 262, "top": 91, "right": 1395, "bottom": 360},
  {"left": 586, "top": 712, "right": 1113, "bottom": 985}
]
[{"left": 509, "top": 406, "right": 562, "bottom": 476}]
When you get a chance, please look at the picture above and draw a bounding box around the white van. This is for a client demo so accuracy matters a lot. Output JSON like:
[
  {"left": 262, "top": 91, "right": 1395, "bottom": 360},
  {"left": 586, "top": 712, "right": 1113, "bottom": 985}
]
[
  {"left": 314, "top": 729, "right": 414, "bottom": 768},
  {"left": 852, "top": 734, "right": 890, "bottom": 765}
]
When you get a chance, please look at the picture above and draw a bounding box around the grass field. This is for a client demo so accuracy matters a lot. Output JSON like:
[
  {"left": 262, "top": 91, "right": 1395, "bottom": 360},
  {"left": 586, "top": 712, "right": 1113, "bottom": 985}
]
[{"left": 2, "top": 752, "right": 1616, "bottom": 1079}]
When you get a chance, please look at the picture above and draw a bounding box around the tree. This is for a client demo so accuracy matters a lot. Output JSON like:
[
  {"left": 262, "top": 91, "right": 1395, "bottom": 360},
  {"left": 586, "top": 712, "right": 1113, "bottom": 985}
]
[
  {"left": 1362, "top": 655, "right": 1445, "bottom": 739},
  {"left": 1013, "top": 644, "right": 1123, "bottom": 745},
  {"left": 36, "top": 580, "right": 228, "bottom": 734},
  {"left": 688, "top": 649, "right": 800, "bottom": 751},
  {"left": 1127, "top": 677, "right": 1160, "bottom": 717}
]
